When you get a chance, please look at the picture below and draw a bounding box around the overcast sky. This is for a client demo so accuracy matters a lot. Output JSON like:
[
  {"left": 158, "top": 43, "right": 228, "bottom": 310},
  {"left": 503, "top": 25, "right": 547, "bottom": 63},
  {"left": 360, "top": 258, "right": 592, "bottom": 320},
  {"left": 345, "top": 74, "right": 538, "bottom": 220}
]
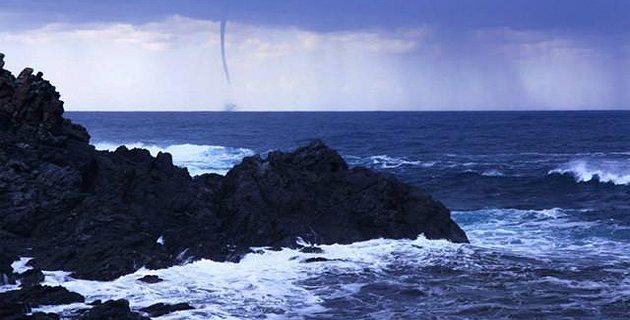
[{"left": 1, "top": 0, "right": 628, "bottom": 111}]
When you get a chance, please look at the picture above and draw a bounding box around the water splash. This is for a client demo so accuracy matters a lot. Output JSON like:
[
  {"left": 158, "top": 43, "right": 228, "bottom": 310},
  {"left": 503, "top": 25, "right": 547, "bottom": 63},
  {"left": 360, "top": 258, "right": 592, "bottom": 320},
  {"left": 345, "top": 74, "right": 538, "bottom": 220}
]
[
  {"left": 94, "top": 142, "right": 254, "bottom": 176},
  {"left": 549, "top": 159, "right": 630, "bottom": 185}
]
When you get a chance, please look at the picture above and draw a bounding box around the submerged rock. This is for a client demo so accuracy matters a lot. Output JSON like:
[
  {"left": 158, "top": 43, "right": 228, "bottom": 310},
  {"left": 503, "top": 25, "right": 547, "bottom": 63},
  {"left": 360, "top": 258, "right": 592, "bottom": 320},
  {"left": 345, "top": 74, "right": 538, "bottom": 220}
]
[
  {"left": 139, "top": 302, "right": 194, "bottom": 317},
  {"left": 137, "top": 275, "right": 163, "bottom": 283},
  {"left": 302, "top": 257, "right": 331, "bottom": 263},
  {"left": 299, "top": 246, "right": 324, "bottom": 254},
  {"left": 0, "top": 53, "right": 468, "bottom": 284}
]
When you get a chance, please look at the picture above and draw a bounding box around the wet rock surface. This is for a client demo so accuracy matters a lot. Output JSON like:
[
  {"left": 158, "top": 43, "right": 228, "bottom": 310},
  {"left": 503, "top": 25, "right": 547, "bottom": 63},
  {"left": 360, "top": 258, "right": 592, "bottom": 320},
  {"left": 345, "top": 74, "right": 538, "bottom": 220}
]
[
  {"left": 12, "top": 312, "right": 60, "bottom": 320},
  {"left": 0, "top": 252, "right": 17, "bottom": 285},
  {"left": 137, "top": 275, "right": 163, "bottom": 284},
  {"left": 302, "top": 257, "right": 332, "bottom": 263},
  {"left": 0, "top": 285, "right": 84, "bottom": 319},
  {"left": 217, "top": 140, "right": 469, "bottom": 249},
  {"left": 139, "top": 302, "right": 194, "bottom": 317},
  {"left": 73, "top": 299, "right": 149, "bottom": 320},
  {"left": 0, "top": 285, "right": 84, "bottom": 306},
  {"left": 19, "top": 269, "right": 45, "bottom": 288},
  {"left": 0, "top": 301, "right": 31, "bottom": 320}
]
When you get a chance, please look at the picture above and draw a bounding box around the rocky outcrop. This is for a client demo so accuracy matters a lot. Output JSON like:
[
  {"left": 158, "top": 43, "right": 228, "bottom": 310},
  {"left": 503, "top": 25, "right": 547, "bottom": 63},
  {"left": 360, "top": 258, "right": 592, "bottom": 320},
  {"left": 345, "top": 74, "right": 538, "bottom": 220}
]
[
  {"left": 215, "top": 141, "right": 468, "bottom": 248},
  {"left": 0, "top": 252, "right": 17, "bottom": 285},
  {"left": 0, "top": 285, "right": 84, "bottom": 306},
  {"left": 74, "top": 300, "right": 149, "bottom": 320},
  {"left": 0, "top": 53, "right": 468, "bottom": 286},
  {"left": 0, "top": 285, "right": 84, "bottom": 319},
  {"left": 19, "top": 269, "right": 45, "bottom": 288}
]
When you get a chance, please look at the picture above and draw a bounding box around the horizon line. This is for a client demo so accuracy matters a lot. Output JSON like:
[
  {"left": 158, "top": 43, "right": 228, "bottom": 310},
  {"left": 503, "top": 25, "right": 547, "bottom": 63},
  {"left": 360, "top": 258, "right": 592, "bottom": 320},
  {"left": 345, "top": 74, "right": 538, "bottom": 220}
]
[{"left": 64, "top": 109, "right": 630, "bottom": 112}]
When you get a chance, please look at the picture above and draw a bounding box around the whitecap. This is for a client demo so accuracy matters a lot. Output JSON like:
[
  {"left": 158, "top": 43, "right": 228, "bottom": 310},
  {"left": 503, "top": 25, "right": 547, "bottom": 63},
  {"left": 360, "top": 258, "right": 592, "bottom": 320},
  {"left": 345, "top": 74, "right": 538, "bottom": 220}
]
[
  {"left": 94, "top": 142, "right": 255, "bottom": 176},
  {"left": 548, "top": 159, "right": 630, "bottom": 185},
  {"left": 346, "top": 155, "right": 435, "bottom": 169},
  {"left": 481, "top": 169, "right": 504, "bottom": 177},
  {"left": 451, "top": 208, "right": 628, "bottom": 259}
]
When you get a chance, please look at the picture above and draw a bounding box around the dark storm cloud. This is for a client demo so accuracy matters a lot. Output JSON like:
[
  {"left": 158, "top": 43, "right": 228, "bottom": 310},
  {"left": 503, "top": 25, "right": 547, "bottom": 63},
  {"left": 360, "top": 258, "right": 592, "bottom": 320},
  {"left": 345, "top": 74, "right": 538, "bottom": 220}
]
[{"left": 2, "top": 0, "right": 629, "bottom": 34}]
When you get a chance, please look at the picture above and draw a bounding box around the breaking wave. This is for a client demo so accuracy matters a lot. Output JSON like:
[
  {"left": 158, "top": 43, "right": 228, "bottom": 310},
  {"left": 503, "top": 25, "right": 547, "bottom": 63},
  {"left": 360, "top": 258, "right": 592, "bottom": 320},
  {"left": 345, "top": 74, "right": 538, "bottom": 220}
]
[
  {"left": 3, "top": 207, "right": 628, "bottom": 319},
  {"left": 94, "top": 142, "right": 255, "bottom": 176},
  {"left": 451, "top": 208, "right": 630, "bottom": 255},
  {"left": 345, "top": 155, "right": 436, "bottom": 169},
  {"left": 6, "top": 207, "right": 626, "bottom": 319},
  {"left": 30, "top": 236, "right": 462, "bottom": 319},
  {"left": 549, "top": 159, "right": 630, "bottom": 185}
]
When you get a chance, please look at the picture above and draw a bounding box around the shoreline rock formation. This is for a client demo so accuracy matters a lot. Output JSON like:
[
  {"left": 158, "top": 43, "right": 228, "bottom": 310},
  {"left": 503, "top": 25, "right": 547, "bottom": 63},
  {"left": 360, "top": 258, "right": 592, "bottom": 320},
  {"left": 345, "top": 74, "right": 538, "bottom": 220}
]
[{"left": 0, "top": 53, "right": 467, "bottom": 318}]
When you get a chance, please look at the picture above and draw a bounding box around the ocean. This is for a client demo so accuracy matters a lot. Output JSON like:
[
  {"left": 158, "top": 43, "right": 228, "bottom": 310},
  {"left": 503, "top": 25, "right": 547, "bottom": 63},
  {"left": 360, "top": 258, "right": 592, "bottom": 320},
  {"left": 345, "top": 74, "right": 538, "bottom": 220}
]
[{"left": 22, "top": 111, "right": 630, "bottom": 319}]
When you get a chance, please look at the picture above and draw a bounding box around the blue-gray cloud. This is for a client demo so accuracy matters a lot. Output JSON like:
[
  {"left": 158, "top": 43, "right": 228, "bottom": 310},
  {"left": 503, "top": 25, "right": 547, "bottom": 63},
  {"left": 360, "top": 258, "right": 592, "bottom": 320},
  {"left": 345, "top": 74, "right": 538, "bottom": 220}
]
[
  {"left": 2, "top": 0, "right": 629, "bottom": 34},
  {"left": 0, "top": 1, "right": 628, "bottom": 110}
]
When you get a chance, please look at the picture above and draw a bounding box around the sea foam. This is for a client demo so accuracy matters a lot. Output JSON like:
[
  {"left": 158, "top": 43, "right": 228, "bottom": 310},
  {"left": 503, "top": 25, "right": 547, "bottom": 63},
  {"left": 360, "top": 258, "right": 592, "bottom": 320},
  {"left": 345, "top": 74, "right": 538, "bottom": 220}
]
[
  {"left": 94, "top": 142, "right": 255, "bottom": 176},
  {"left": 33, "top": 236, "right": 462, "bottom": 319}
]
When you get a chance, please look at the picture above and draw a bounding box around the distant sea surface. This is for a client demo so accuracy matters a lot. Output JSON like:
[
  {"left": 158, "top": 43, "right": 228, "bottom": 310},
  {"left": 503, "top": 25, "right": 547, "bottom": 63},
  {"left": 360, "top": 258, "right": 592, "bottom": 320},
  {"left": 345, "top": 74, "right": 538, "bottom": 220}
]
[{"left": 35, "top": 111, "right": 630, "bottom": 319}]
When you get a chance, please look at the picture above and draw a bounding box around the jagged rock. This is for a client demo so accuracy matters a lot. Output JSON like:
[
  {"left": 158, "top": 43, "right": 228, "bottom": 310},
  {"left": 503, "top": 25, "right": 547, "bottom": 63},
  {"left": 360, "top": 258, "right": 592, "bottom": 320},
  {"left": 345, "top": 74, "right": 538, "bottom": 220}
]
[
  {"left": 19, "top": 269, "right": 45, "bottom": 288},
  {"left": 139, "top": 302, "right": 194, "bottom": 317},
  {"left": 74, "top": 299, "right": 149, "bottom": 320},
  {"left": 0, "top": 285, "right": 84, "bottom": 307},
  {"left": 0, "top": 301, "right": 30, "bottom": 320},
  {"left": 0, "top": 252, "right": 17, "bottom": 285},
  {"left": 18, "top": 312, "right": 60, "bottom": 320},
  {"left": 216, "top": 140, "right": 468, "bottom": 248},
  {"left": 137, "top": 275, "right": 163, "bottom": 283},
  {"left": 0, "top": 52, "right": 467, "bottom": 285}
]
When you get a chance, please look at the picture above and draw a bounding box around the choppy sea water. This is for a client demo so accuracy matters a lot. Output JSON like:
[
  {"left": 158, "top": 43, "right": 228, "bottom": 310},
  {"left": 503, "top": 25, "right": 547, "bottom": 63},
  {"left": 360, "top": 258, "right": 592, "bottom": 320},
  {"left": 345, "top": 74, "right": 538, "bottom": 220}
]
[{"left": 3, "top": 111, "right": 629, "bottom": 319}]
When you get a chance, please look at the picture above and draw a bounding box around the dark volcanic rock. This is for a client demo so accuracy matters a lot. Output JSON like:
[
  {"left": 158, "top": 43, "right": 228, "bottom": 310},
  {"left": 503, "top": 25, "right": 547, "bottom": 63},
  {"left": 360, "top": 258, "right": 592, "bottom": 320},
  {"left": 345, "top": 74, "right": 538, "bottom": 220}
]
[
  {"left": 302, "top": 257, "right": 331, "bottom": 263},
  {"left": 74, "top": 299, "right": 149, "bottom": 320},
  {"left": 19, "top": 268, "right": 45, "bottom": 288},
  {"left": 0, "top": 252, "right": 17, "bottom": 285},
  {"left": 0, "top": 301, "right": 31, "bottom": 320},
  {"left": 17, "top": 312, "right": 60, "bottom": 320},
  {"left": 139, "top": 302, "right": 194, "bottom": 317},
  {"left": 0, "top": 285, "right": 78, "bottom": 320},
  {"left": 0, "top": 52, "right": 468, "bottom": 283},
  {"left": 215, "top": 140, "right": 468, "bottom": 248},
  {"left": 299, "top": 246, "right": 324, "bottom": 254},
  {"left": 137, "top": 275, "right": 163, "bottom": 283},
  {"left": 0, "top": 285, "right": 84, "bottom": 306}
]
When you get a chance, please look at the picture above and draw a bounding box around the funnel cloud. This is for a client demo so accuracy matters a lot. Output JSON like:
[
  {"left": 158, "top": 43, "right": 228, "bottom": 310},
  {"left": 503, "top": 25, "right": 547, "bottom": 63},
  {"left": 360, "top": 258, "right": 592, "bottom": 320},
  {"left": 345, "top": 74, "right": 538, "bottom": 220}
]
[{"left": 220, "top": 18, "right": 231, "bottom": 87}]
